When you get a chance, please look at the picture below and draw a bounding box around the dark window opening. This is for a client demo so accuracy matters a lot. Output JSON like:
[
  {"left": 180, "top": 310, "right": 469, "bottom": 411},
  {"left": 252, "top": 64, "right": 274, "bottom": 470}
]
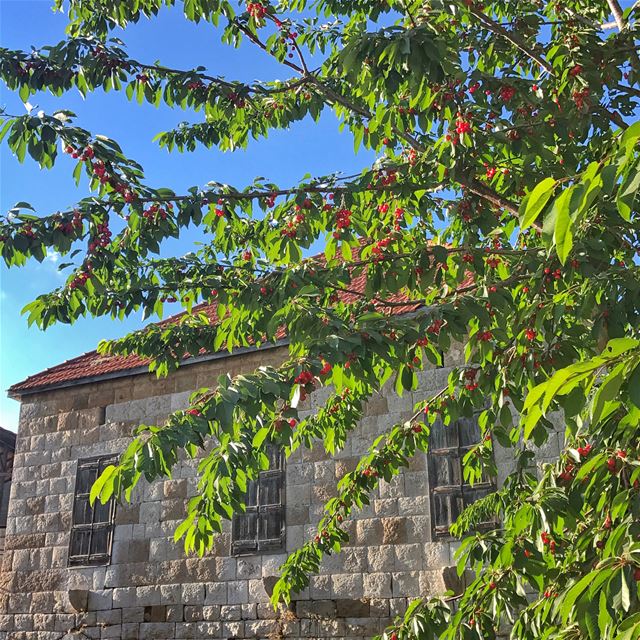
[
  {"left": 232, "top": 444, "right": 285, "bottom": 555},
  {"left": 0, "top": 428, "right": 16, "bottom": 529},
  {"left": 428, "top": 414, "right": 495, "bottom": 538},
  {"left": 68, "top": 455, "right": 117, "bottom": 566}
]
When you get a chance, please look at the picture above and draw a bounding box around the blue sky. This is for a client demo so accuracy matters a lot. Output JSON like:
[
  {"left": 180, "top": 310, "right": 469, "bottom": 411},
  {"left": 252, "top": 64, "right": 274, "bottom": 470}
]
[{"left": 0, "top": 1, "right": 372, "bottom": 429}]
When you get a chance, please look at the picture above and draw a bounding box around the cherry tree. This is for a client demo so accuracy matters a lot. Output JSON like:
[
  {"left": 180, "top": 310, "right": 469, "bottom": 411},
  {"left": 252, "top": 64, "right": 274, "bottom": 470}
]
[{"left": 1, "top": 0, "right": 640, "bottom": 637}]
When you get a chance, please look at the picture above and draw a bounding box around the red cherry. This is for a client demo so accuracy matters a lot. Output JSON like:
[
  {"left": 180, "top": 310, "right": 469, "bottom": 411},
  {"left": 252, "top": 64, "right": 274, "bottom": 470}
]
[{"left": 634, "top": 568, "right": 640, "bottom": 581}]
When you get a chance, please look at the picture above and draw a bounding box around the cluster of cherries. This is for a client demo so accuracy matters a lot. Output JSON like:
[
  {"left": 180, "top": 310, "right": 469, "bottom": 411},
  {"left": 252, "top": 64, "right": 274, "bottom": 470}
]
[
  {"left": 142, "top": 203, "right": 172, "bottom": 223},
  {"left": 332, "top": 207, "right": 352, "bottom": 238},
  {"left": 69, "top": 263, "right": 93, "bottom": 289},
  {"left": 87, "top": 221, "right": 112, "bottom": 252},
  {"left": 55, "top": 210, "right": 83, "bottom": 235},
  {"left": 64, "top": 144, "right": 95, "bottom": 161},
  {"left": 247, "top": 2, "right": 267, "bottom": 20},
  {"left": 463, "top": 368, "right": 479, "bottom": 391},
  {"left": 293, "top": 370, "right": 314, "bottom": 385}
]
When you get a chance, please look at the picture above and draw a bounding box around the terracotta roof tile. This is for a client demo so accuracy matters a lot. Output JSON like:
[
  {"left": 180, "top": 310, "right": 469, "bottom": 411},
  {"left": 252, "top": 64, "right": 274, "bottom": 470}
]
[{"left": 9, "top": 245, "right": 468, "bottom": 395}]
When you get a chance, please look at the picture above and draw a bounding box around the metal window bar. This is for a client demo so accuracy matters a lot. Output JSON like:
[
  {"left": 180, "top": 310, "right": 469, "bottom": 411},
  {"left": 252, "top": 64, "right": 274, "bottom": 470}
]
[
  {"left": 68, "top": 455, "right": 117, "bottom": 567},
  {"left": 232, "top": 444, "right": 285, "bottom": 555}
]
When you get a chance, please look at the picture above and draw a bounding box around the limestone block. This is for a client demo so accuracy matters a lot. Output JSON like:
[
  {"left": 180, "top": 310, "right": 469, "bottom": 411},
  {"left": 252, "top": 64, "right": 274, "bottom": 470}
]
[
  {"left": 112, "top": 587, "right": 136, "bottom": 609},
  {"left": 286, "top": 463, "right": 313, "bottom": 485},
  {"left": 260, "top": 553, "right": 286, "bottom": 578},
  {"left": 214, "top": 556, "right": 236, "bottom": 581},
  {"left": 331, "top": 573, "right": 364, "bottom": 599},
  {"left": 184, "top": 605, "right": 203, "bottom": 622},
  {"left": 398, "top": 495, "right": 429, "bottom": 516},
  {"left": 222, "top": 621, "right": 244, "bottom": 638},
  {"left": 344, "top": 615, "right": 379, "bottom": 636},
  {"left": 367, "top": 545, "right": 395, "bottom": 572},
  {"left": 420, "top": 569, "right": 446, "bottom": 595},
  {"left": 355, "top": 518, "right": 383, "bottom": 546},
  {"left": 286, "top": 503, "right": 309, "bottom": 526},
  {"left": 382, "top": 517, "right": 408, "bottom": 544},
  {"left": 245, "top": 618, "right": 278, "bottom": 638},
  {"left": 236, "top": 558, "right": 261, "bottom": 580},
  {"left": 135, "top": 586, "right": 161, "bottom": 607},
  {"left": 96, "top": 608, "right": 122, "bottom": 625},
  {"left": 113, "top": 524, "right": 133, "bottom": 541},
  {"left": 160, "top": 584, "right": 182, "bottom": 605},
  {"left": 240, "top": 603, "right": 255, "bottom": 621},
  {"left": 170, "top": 391, "right": 192, "bottom": 411},
  {"left": 406, "top": 516, "right": 430, "bottom": 543},
  {"left": 423, "top": 542, "right": 450, "bottom": 569},
  {"left": 248, "top": 579, "right": 268, "bottom": 602},
  {"left": 309, "top": 575, "right": 331, "bottom": 600},
  {"left": 227, "top": 580, "right": 249, "bottom": 605},
  {"left": 363, "top": 572, "right": 392, "bottom": 598},
  {"left": 122, "top": 607, "right": 145, "bottom": 623},
  {"left": 389, "top": 597, "right": 409, "bottom": 617},
  {"left": 392, "top": 571, "right": 421, "bottom": 597},
  {"left": 204, "top": 582, "right": 226, "bottom": 605},
  {"left": 182, "top": 583, "right": 205, "bottom": 605},
  {"left": 379, "top": 475, "right": 405, "bottom": 499},
  {"left": 87, "top": 590, "right": 112, "bottom": 611},
  {"left": 296, "top": 599, "right": 336, "bottom": 618},
  {"left": 138, "top": 622, "right": 176, "bottom": 639},
  {"left": 287, "top": 482, "right": 310, "bottom": 506},
  {"left": 139, "top": 501, "right": 161, "bottom": 524},
  {"left": 370, "top": 598, "right": 390, "bottom": 618},
  {"left": 220, "top": 605, "right": 241, "bottom": 621},
  {"left": 100, "top": 625, "right": 123, "bottom": 638},
  {"left": 374, "top": 498, "right": 399, "bottom": 517},
  {"left": 121, "top": 624, "right": 141, "bottom": 640}
]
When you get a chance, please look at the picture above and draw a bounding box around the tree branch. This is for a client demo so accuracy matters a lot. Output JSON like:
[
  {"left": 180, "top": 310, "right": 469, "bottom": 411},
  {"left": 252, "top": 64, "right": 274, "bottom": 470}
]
[
  {"left": 464, "top": 4, "right": 555, "bottom": 76},
  {"left": 606, "top": 0, "right": 626, "bottom": 30}
]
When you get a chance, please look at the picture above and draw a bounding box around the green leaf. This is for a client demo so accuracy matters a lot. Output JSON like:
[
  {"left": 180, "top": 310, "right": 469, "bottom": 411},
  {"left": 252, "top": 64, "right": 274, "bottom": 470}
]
[
  {"left": 616, "top": 163, "right": 640, "bottom": 221},
  {"left": 89, "top": 465, "right": 117, "bottom": 506},
  {"left": 628, "top": 362, "right": 640, "bottom": 409},
  {"left": 553, "top": 187, "right": 573, "bottom": 263},
  {"left": 520, "top": 177, "right": 556, "bottom": 230}
]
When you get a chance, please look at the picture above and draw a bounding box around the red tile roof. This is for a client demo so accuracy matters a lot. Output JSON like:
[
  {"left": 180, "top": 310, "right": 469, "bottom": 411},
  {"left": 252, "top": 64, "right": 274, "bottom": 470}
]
[{"left": 8, "top": 249, "right": 432, "bottom": 396}]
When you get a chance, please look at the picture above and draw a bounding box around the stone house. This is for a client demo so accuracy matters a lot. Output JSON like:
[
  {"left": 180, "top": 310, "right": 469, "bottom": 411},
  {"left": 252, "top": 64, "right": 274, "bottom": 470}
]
[{"left": 0, "top": 297, "right": 564, "bottom": 640}]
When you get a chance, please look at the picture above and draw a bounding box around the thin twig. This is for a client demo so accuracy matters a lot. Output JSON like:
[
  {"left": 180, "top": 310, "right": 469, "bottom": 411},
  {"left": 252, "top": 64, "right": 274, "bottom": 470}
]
[{"left": 464, "top": 4, "right": 555, "bottom": 76}]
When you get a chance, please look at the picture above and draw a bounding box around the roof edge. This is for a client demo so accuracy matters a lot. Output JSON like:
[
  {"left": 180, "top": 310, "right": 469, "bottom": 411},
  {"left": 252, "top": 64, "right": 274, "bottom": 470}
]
[{"left": 8, "top": 339, "right": 289, "bottom": 399}]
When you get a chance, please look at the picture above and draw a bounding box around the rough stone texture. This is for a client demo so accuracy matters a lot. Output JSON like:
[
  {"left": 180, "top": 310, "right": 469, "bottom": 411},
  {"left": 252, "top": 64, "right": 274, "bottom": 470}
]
[{"left": 0, "top": 343, "right": 563, "bottom": 639}]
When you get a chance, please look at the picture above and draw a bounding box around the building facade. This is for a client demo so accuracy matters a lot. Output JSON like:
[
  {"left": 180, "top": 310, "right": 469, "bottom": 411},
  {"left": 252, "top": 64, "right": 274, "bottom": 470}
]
[{"left": 0, "top": 339, "right": 563, "bottom": 640}]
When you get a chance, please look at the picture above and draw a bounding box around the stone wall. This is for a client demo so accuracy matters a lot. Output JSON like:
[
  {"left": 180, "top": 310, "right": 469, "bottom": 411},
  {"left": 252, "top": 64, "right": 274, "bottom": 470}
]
[{"left": 0, "top": 345, "right": 563, "bottom": 640}]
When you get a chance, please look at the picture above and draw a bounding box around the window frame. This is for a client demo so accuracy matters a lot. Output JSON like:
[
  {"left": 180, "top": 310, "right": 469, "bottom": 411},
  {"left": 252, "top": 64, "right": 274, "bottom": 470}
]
[
  {"left": 68, "top": 454, "right": 118, "bottom": 567},
  {"left": 0, "top": 429, "right": 16, "bottom": 530},
  {"left": 427, "top": 413, "right": 496, "bottom": 539},
  {"left": 231, "top": 444, "right": 285, "bottom": 556}
]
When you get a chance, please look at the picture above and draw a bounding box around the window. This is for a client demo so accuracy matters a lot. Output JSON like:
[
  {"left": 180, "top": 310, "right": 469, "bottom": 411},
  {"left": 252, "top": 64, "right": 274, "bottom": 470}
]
[
  {"left": 0, "top": 428, "right": 15, "bottom": 530},
  {"left": 232, "top": 444, "right": 285, "bottom": 555},
  {"left": 428, "top": 414, "right": 495, "bottom": 538},
  {"left": 68, "top": 455, "right": 117, "bottom": 566}
]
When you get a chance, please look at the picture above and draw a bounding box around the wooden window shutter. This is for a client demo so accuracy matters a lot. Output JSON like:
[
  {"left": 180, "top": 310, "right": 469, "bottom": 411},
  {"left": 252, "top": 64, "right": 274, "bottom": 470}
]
[
  {"left": 232, "top": 444, "right": 285, "bottom": 555},
  {"left": 68, "top": 455, "right": 117, "bottom": 567},
  {"left": 428, "top": 413, "right": 495, "bottom": 538}
]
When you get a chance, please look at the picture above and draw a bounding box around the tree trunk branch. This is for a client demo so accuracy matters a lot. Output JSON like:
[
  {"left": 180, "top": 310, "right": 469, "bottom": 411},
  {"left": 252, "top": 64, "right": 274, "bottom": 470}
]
[{"left": 606, "top": 0, "right": 626, "bottom": 30}]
